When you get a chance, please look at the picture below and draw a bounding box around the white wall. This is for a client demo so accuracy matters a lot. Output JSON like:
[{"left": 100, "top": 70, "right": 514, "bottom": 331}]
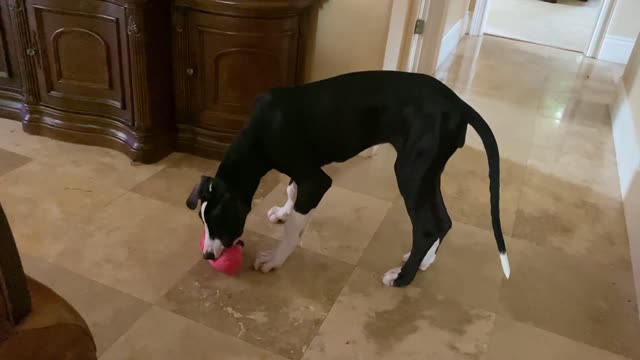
[
  {"left": 611, "top": 34, "right": 640, "bottom": 316},
  {"left": 599, "top": 0, "right": 640, "bottom": 64}
]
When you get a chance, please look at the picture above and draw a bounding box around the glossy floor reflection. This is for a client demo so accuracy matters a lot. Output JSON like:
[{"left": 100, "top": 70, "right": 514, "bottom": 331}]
[{"left": 1, "top": 36, "right": 637, "bottom": 359}]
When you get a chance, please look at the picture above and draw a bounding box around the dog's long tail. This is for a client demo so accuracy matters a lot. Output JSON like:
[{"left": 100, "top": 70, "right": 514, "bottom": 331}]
[{"left": 464, "top": 104, "right": 510, "bottom": 279}]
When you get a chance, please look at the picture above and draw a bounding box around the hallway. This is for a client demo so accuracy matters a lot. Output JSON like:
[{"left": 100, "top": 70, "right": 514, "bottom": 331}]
[{"left": 0, "top": 35, "right": 637, "bottom": 359}]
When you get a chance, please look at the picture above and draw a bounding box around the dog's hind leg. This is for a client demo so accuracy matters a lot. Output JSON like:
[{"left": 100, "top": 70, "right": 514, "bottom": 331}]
[
  {"left": 384, "top": 167, "right": 443, "bottom": 287},
  {"left": 383, "top": 202, "right": 441, "bottom": 287},
  {"left": 267, "top": 179, "right": 297, "bottom": 223},
  {"left": 255, "top": 170, "right": 332, "bottom": 272},
  {"left": 401, "top": 176, "right": 451, "bottom": 270}
]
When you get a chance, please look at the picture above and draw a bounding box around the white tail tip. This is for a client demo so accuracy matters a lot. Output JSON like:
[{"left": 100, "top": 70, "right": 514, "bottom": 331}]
[{"left": 500, "top": 253, "right": 511, "bottom": 279}]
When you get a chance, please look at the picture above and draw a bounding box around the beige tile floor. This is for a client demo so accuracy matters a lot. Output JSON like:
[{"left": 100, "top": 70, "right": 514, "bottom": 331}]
[{"left": 1, "top": 35, "right": 638, "bottom": 359}]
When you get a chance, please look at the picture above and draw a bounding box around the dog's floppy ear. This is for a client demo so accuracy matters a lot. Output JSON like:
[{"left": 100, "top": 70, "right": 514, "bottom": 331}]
[{"left": 186, "top": 176, "right": 214, "bottom": 210}]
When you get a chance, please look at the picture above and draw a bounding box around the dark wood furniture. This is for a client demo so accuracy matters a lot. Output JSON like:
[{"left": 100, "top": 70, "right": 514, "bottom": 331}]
[
  {"left": 0, "top": 0, "right": 319, "bottom": 163},
  {"left": 1, "top": 201, "right": 97, "bottom": 360},
  {"left": 0, "top": 1, "right": 24, "bottom": 120},
  {"left": 173, "top": 0, "right": 317, "bottom": 159}
]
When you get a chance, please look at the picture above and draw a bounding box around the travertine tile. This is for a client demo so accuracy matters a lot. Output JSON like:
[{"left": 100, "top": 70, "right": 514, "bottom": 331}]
[
  {"left": 132, "top": 154, "right": 284, "bottom": 210},
  {"left": 100, "top": 307, "right": 286, "bottom": 360},
  {"left": 482, "top": 316, "right": 632, "bottom": 360},
  {"left": 0, "top": 118, "right": 58, "bottom": 158},
  {"left": 21, "top": 255, "right": 149, "bottom": 356},
  {"left": 496, "top": 234, "right": 640, "bottom": 359},
  {"left": 302, "top": 268, "right": 496, "bottom": 360},
  {"left": 0, "top": 161, "right": 126, "bottom": 261},
  {"left": 441, "top": 146, "right": 526, "bottom": 236},
  {"left": 0, "top": 147, "right": 31, "bottom": 177},
  {"left": 158, "top": 231, "right": 354, "bottom": 359},
  {"left": 512, "top": 168, "right": 630, "bottom": 268},
  {"left": 131, "top": 153, "right": 220, "bottom": 207},
  {"left": 246, "top": 183, "right": 391, "bottom": 264},
  {"left": 359, "top": 209, "right": 506, "bottom": 312},
  {"left": 53, "top": 192, "right": 201, "bottom": 302},
  {"left": 324, "top": 144, "right": 400, "bottom": 201}
]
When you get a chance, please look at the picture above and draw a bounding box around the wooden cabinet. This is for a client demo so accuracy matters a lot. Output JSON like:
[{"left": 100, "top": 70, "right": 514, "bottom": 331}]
[
  {"left": 174, "top": 0, "right": 317, "bottom": 159},
  {"left": 0, "top": 0, "right": 24, "bottom": 118},
  {"left": 25, "top": 0, "right": 132, "bottom": 124},
  {"left": 0, "top": 0, "right": 318, "bottom": 163},
  {"left": 27, "top": 0, "right": 134, "bottom": 126}
]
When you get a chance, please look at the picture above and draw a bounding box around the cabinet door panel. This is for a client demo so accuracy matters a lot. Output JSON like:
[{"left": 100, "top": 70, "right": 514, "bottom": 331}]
[
  {"left": 188, "top": 12, "right": 298, "bottom": 133},
  {"left": 0, "top": 1, "right": 22, "bottom": 94},
  {"left": 27, "top": 0, "right": 131, "bottom": 123}
]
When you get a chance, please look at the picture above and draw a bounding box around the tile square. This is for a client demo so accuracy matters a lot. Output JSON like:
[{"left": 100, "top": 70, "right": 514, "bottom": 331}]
[
  {"left": 481, "top": 316, "right": 632, "bottom": 360},
  {"left": 0, "top": 118, "right": 57, "bottom": 158},
  {"left": 0, "top": 147, "right": 31, "bottom": 177},
  {"left": 0, "top": 161, "right": 126, "bottom": 261},
  {"left": 323, "top": 144, "right": 400, "bottom": 202},
  {"left": 302, "top": 268, "right": 496, "bottom": 360},
  {"left": 131, "top": 153, "right": 220, "bottom": 207},
  {"left": 496, "top": 235, "right": 640, "bottom": 359},
  {"left": 158, "top": 231, "right": 354, "bottom": 360},
  {"left": 246, "top": 183, "right": 391, "bottom": 264},
  {"left": 21, "top": 254, "right": 150, "bottom": 356},
  {"left": 512, "top": 169, "right": 631, "bottom": 268},
  {"left": 441, "top": 146, "right": 526, "bottom": 236},
  {"left": 53, "top": 192, "right": 201, "bottom": 302},
  {"left": 100, "top": 307, "right": 286, "bottom": 360},
  {"left": 359, "top": 208, "right": 506, "bottom": 312}
]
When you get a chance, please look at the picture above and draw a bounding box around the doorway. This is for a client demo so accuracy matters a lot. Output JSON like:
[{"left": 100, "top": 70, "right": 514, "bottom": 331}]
[
  {"left": 486, "top": 0, "right": 600, "bottom": 52},
  {"left": 469, "top": 0, "right": 616, "bottom": 57}
]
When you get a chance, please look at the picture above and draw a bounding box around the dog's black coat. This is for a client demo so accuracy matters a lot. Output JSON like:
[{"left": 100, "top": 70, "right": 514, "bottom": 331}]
[{"left": 187, "top": 70, "right": 507, "bottom": 287}]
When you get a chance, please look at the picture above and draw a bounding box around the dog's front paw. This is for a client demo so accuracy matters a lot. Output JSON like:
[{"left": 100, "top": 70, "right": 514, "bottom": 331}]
[
  {"left": 382, "top": 267, "right": 401, "bottom": 286},
  {"left": 267, "top": 206, "right": 291, "bottom": 224},
  {"left": 253, "top": 250, "right": 283, "bottom": 273},
  {"left": 382, "top": 267, "right": 415, "bottom": 287}
]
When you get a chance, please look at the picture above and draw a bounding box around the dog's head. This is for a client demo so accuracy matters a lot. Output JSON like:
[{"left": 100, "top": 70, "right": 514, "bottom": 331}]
[{"left": 186, "top": 176, "right": 249, "bottom": 260}]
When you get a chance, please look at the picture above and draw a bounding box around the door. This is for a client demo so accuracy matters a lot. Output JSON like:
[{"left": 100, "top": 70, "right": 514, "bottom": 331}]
[
  {"left": 406, "top": 0, "right": 430, "bottom": 72},
  {"left": 401, "top": 0, "right": 447, "bottom": 76},
  {"left": 186, "top": 11, "right": 299, "bottom": 137},
  {"left": 26, "top": 0, "right": 132, "bottom": 124},
  {"left": 0, "top": 1, "right": 22, "bottom": 96}
]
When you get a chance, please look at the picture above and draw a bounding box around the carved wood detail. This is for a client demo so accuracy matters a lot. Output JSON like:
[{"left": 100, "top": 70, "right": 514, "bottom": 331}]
[
  {"left": 126, "top": 5, "right": 149, "bottom": 131},
  {"left": 8, "top": 0, "right": 38, "bottom": 105},
  {"left": 51, "top": 28, "right": 111, "bottom": 89}
]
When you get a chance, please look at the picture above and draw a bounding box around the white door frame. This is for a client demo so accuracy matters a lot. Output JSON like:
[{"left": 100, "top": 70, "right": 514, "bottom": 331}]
[
  {"left": 468, "top": 0, "right": 616, "bottom": 57},
  {"left": 382, "top": 0, "right": 446, "bottom": 74},
  {"left": 406, "top": 0, "right": 431, "bottom": 72},
  {"left": 585, "top": 0, "right": 617, "bottom": 57}
]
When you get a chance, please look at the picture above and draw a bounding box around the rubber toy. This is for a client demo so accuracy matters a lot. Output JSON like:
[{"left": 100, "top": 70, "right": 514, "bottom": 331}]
[{"left": 199, "top": 232, "right": 244, "bottom": 276}]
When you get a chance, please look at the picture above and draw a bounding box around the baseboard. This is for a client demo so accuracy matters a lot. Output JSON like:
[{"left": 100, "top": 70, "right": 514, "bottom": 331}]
[
  {"left": 438, "top": 18, "right": 464, "bottom": 68},
  {"left": 610, "top": 81, "right": 640, "bottom": 318},
  {"left": 599, "top": 35, "right": 635, "bottom": 64}
]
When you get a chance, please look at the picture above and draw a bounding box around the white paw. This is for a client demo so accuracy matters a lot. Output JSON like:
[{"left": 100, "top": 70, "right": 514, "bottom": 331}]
[
  {"left": 267, "top": 205, "right": 292, "bottom": 224},
  {"left": 402, "top": 252, "right": 437, "bottom": 271},
  {"left": 253, "top": 250, "right": 283, "bottom": 273},
  {"left": 401, "top": 239, "right": 440, "bottom": 271},
  {"left": 382, "top": 267, "right": 402, "bottom": 287}
]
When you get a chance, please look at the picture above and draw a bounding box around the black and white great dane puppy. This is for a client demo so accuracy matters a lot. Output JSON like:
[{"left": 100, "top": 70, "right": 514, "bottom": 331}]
[{"left": 186, "top": 70, "right": 510, "bottom": 287}]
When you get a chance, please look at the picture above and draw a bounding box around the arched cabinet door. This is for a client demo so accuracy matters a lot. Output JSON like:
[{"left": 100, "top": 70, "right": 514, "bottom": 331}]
[
  {"left": 174, "top": 0, "right": 319, "bottom": 159},
  {"left": 25, "top": 0, "right": 132, "bottom": 124},
  {"left": 188, "top": 12, "right": 298, "bottom": 134}
]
